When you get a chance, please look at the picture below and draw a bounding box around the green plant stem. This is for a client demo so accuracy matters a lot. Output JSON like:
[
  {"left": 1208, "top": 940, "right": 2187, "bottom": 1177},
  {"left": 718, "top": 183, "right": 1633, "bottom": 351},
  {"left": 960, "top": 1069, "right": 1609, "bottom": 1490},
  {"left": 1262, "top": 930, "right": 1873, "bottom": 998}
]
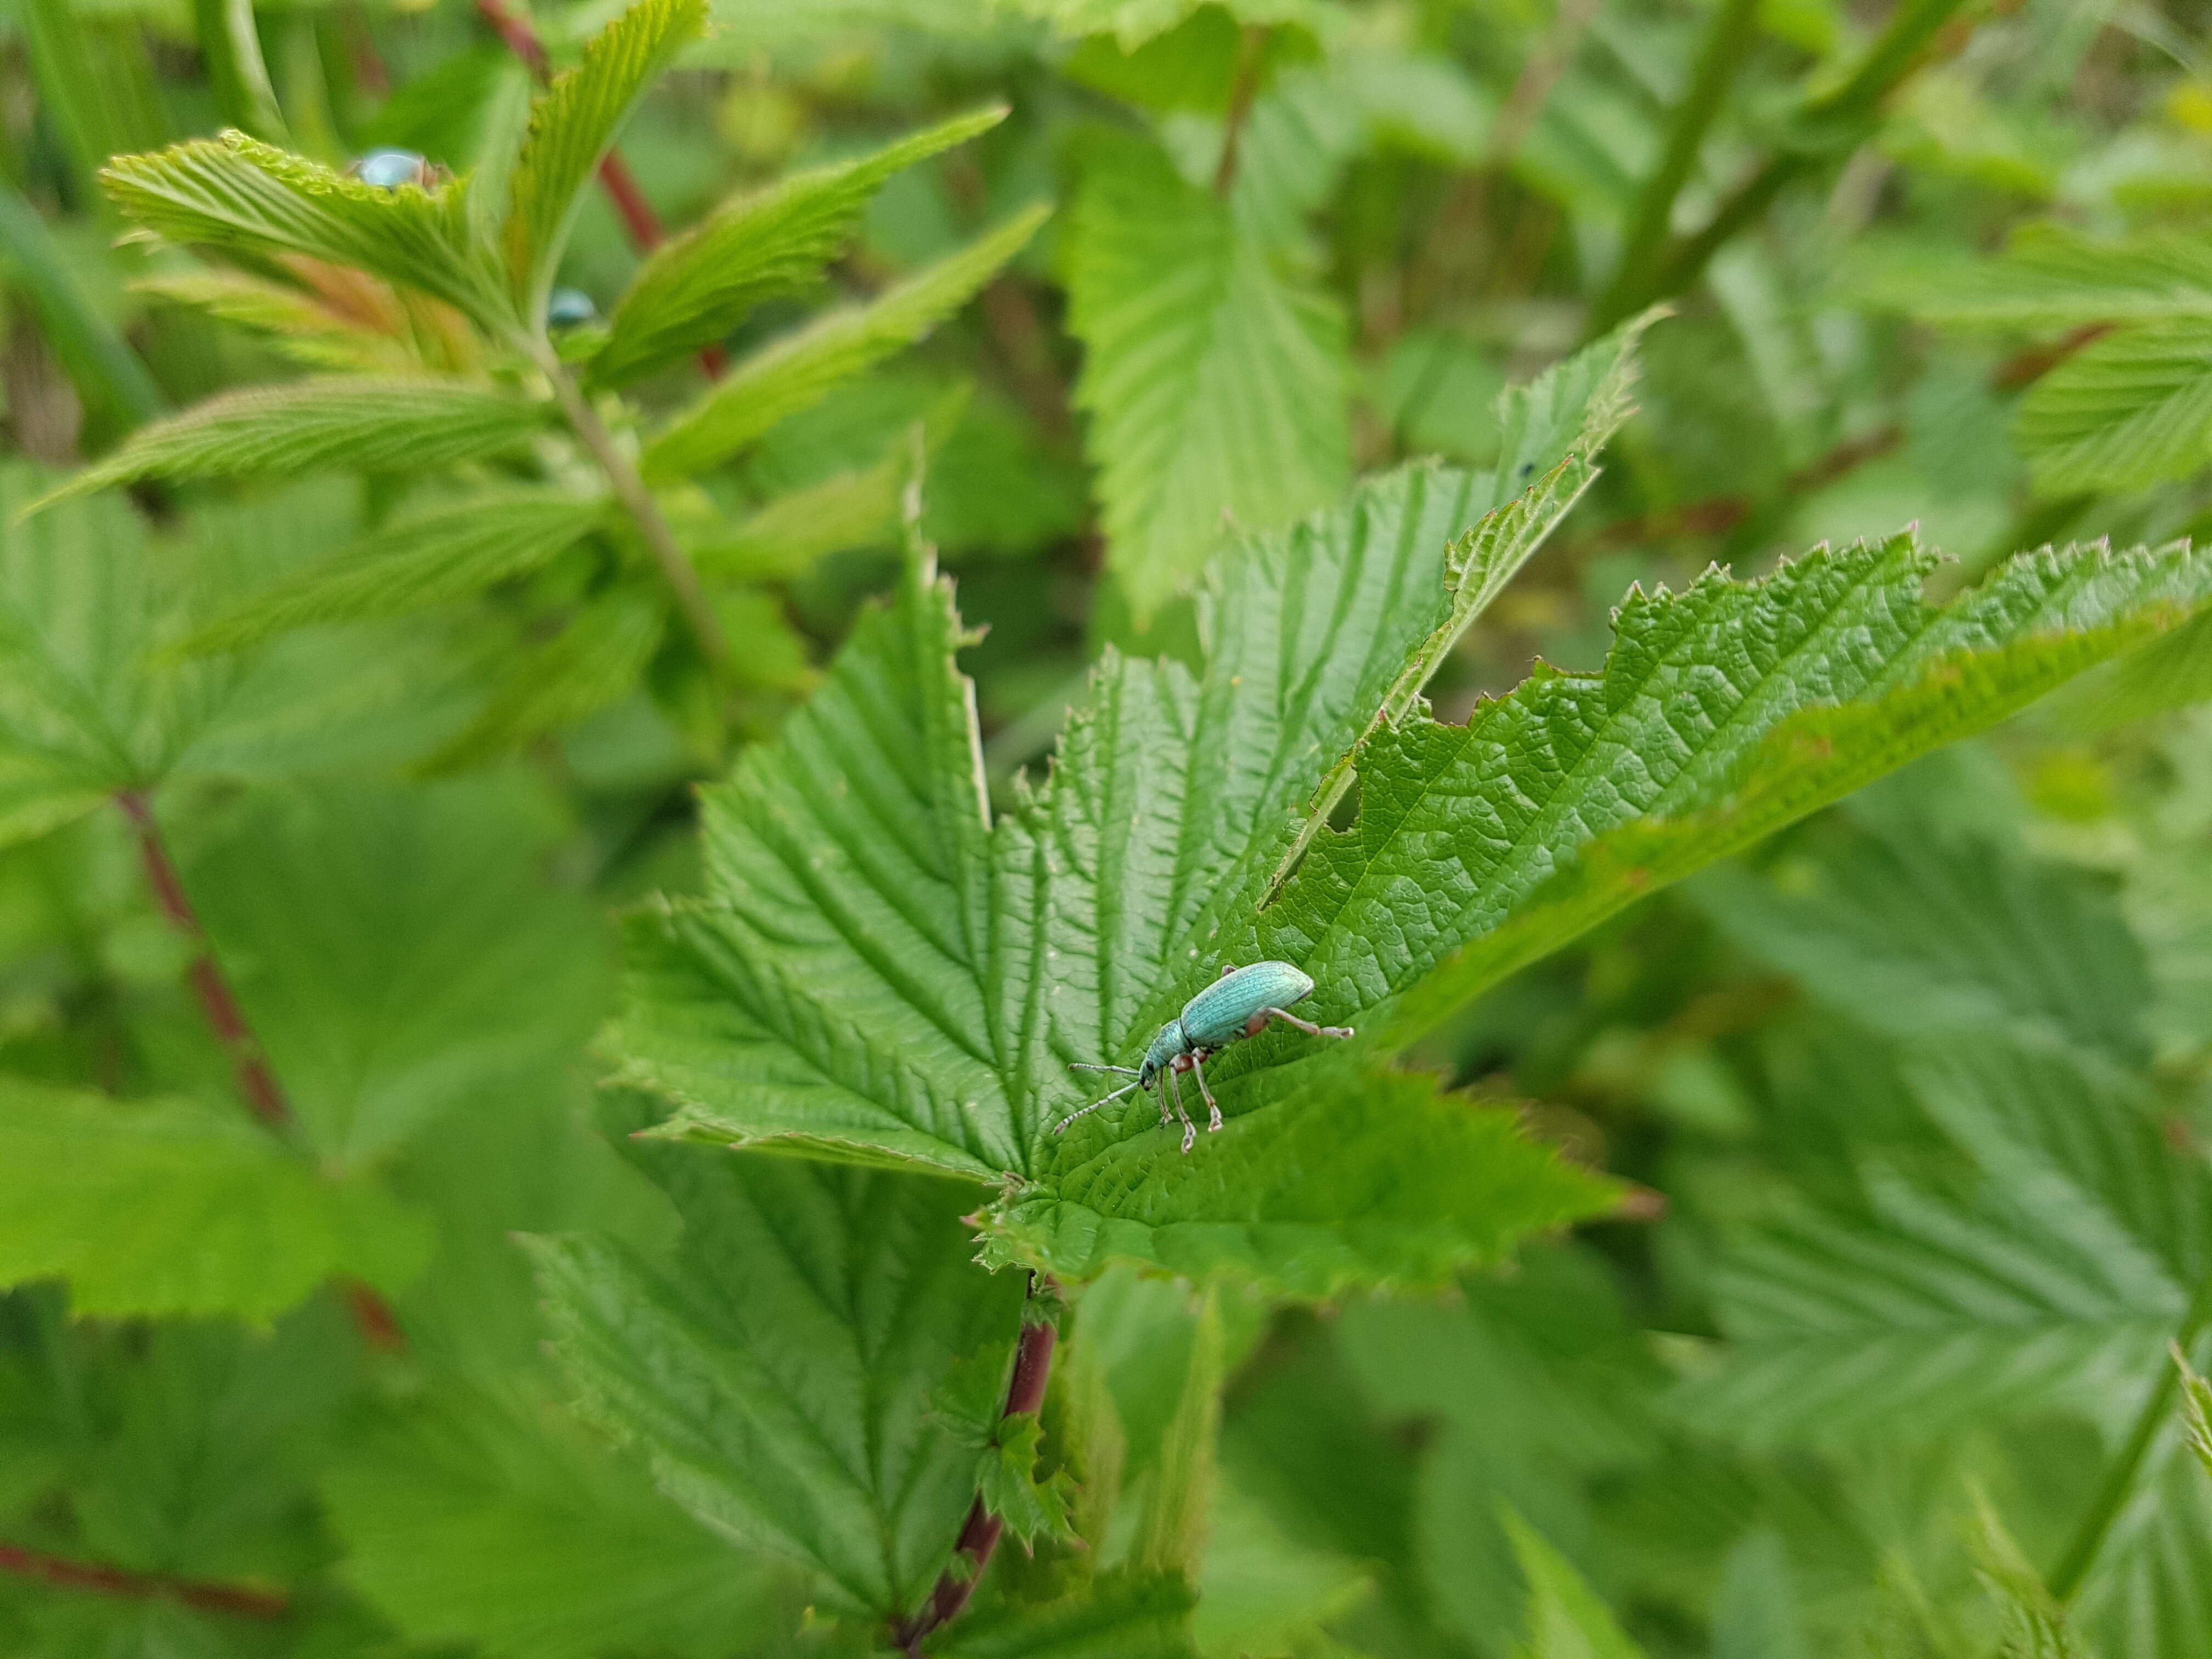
[
  {"left": 538, "top": 350, "right": 730, "bottom": 669},
  {"left": 1588, "top": 0, "right": 1762, "bottom": 334},
  {"left": 1632, "top": 0, "right": 1973, "bottom": 315},
  {"left": 2049, "top": 1284, "right": 2212, "bottom": 1602}
]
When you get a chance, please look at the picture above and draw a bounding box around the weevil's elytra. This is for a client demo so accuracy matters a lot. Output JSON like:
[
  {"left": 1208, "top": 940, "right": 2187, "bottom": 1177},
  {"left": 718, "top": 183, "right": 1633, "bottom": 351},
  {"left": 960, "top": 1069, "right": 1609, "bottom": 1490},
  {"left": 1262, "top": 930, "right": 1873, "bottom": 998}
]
[{"left": 1054, "top": 961, "right": 1355, "bottom": 1154}]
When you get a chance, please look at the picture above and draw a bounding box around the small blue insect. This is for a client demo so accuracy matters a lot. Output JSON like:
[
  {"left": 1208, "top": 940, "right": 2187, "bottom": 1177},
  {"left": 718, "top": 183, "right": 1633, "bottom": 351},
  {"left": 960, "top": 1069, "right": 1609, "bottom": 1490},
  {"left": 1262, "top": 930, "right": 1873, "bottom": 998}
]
[
  {"left": 547, "top": 287, "right": 599, "bottom": 329},
  {"left": 351, "top": 148, "right": 432, "bottom": 190},
  {"left": 1056, "top": 961, "right": 1354, "bottom": 1154}
]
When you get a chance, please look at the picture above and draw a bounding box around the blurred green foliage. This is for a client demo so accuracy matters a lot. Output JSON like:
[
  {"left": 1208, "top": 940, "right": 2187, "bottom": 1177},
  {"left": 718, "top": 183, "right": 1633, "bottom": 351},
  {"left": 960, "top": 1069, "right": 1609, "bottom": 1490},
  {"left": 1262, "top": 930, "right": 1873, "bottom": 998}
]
[{"left": 1, "top": 0, "right": 2210, "bottom": 1655}]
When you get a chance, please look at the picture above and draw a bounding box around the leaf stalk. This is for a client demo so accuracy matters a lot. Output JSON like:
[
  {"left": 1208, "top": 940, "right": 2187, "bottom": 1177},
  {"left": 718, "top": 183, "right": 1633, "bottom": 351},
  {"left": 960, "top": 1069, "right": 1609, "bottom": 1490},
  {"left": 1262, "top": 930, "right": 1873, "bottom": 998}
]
[
  {"left": 893, "top": 1274, "right": 1058, "bottom": 1655},
  {"left": 537, "top": 348, "right": 732, "bottom": 668},
  {"left": 0, "top": 1538, "right": 289, "bottom": 1620}
]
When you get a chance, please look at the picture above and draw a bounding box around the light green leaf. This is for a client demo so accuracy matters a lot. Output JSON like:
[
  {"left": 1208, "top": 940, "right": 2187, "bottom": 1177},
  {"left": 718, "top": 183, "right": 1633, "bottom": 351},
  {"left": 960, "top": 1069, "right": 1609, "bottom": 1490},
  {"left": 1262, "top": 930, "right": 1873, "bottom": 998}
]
[
  {"left": 973, "top": 1411, "right": 1078, "bottom": 1545},
  {"left": 609, "top": 453, "right": 1618, "bottom": 1291},
  {"left": 1195, "top": 1478, "right": 1369, "bottom": 1659},
  {"left": 422, "top": 588, "right": 666, "bottom": 772},
  {"left": 1969, "top": 1491, "right": 2085, "bottom": 1659},
  {"left": 689, "top": 446, "right": 908, "bottom": 583},
  {"left": 0, "top": 1080, "right": 430, "bottom": 1321},
  {"left": 1694, "top": 816, "right": 2152, "bottom": 1067},
  {"left": 2013, "top": 319, "right": 2212, "bottom": 493},
  {"left": 2073, "top": 1433, "right": 2212, "bottom": 1659},
  {"left": 1334, "top": 533, "right": 2212, "bottom": 1045},
  {"left": 2182, "top": 1350, "right": 2212, "bottom": 1486},
  {"left": 180, "top": 776, "right": 611, "bottom": 1164},
  {"left": 504, "top": 0, "right": 706, "bottom": 319},
  {"left": 1675, "top": 1037, "right": 2211, "bottom": 1447},
  {"left": 935, "top": 1568, "right": 1198, "bottom": 1658},
  {"left": 641, "top": 204, "right": 1048, "bottom": 481},
  {"left": 32, "top": 377, "right": 546, "bottom": 508},
  {"left": 1900, "top": 224, "right": 2212, "bottom": 331},
  {"left": 101, "top": 131, "right": 504, "bottom": 327},
  {"left": 324, "top": 1384, "right": 782, "bottom": 1659},
  {"left": 1065, "top": 131, "right": 1350, "bottom": 619},
  {"left": 1500, "top": 1509, "right": 1646, "bottom": 1659},
  {"left": 174, "top": 491, "right": 606, "bottom": 658},
  {"left": 1017, "top": 0, "right": 1325, "bottom": 49},
  {"left": 596, "top": 106, "right": 1006, "bottom": 387},
  {"left": 1133, "top": 1286, "right": 1224, "bottom": 1578},
  {"left": 1712, "top": 1530, "right": 1809, "bottom": 1659},
  {"left": 527, "top": 1152, "right": 1024, "bottom": 1621},
  {"left": 134, "top": 269, "right": 414, "bottom": 374}
]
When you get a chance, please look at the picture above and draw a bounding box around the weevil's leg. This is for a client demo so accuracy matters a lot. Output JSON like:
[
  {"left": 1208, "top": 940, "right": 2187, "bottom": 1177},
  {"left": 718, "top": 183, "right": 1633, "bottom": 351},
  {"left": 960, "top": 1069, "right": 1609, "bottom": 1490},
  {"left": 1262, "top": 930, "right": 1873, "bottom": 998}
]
[
  {"left": 1164, "top": 1065, "right": 1196, "bottom": 1154},
  {"left": 1259, "top": 1007, "right": 1356, "bottom": 1040},
  {"left": 1188, "top": 1049, "right": 1222, "bottom": 1133}
]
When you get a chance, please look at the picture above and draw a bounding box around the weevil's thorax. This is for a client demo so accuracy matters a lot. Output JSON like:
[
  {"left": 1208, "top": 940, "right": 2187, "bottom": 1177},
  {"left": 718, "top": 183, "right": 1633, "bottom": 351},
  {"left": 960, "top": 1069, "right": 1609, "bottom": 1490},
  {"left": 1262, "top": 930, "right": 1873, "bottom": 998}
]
[{"left": 1140, "top": 1020, "right": 1190, "bottom": 1084}]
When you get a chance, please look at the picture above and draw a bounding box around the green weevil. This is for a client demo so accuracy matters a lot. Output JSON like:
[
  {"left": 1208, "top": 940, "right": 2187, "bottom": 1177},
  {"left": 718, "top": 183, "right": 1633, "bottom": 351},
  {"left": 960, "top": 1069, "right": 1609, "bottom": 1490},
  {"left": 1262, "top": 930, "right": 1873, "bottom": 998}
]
[{"left": 1053, "top": 961, "right": 1354, "bottom": 1154}]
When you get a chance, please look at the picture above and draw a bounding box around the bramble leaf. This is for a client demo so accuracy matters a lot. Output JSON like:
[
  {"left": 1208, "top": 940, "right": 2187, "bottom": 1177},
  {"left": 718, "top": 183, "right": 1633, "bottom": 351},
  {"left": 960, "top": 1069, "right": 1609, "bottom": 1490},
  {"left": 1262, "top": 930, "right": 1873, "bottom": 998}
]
[
  {"left": 504, "top": 0, "right": 706, "bottom": 320},
  {"left": 596, "top": 107, "right": 1006, "bottom": 387},
  {"left": 32, "top": 377, "right": 546, "bottom": 507},
  {"left": 527, "top": 1152, "right": 1024, "bottom": 1621},
  {"left": 0, "top": 1080, "right": 430, "bottom": 1321},
  {"left": 2013, "top": 319, "right": 2212, "bottom": 494},
  {"left": 1066, "top": 132, "right": 1350, "bottom": 618},
  {"left": 641, "top": 205, "right": 1048, "bottom": 481},
  {"left": 100, "top": 131, "right": 504, "bottom": 326},
  {"left": 1900, "top": 224, "right": 2212, "bottom": 331},
  {"left": 173, "top": 490, "right": 606, "bottom": 657}
]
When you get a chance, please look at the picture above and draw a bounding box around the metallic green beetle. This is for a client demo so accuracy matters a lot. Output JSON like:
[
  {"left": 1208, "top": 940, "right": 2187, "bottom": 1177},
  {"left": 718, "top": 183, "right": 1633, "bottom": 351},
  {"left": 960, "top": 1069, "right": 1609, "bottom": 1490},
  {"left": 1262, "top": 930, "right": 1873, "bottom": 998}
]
[{"left": 1054, "top": 961, "right": 1354, "bottom": 1154}]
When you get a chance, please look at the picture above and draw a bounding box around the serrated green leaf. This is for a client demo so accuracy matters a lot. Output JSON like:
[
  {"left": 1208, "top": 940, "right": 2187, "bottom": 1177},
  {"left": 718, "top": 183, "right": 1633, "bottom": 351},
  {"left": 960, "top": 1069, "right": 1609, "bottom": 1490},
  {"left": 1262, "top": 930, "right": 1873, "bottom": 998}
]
[
  {"left": 174, "top": 491, "right": 605, "bottom": 658},
  {"left": 596, "top": 106, "right": 1006, "bottom": 387},
  {"left": 423, "top": 588, "right": 666, "bottom": 772},
  {"left": 134, "top": 269, "right": 414, "bottom": 373},
  {"left": 101, "top": 131, "right": 504, "bottom": 327},
  {"left": 609, "top": 452, "right": 1617, "bottom": 1291},
  {"left": 1500, "top": 1509, "right": 1646, "bottom": 1659},
  {"left": 933, "top": 1568, "right": 1198, "bottom": 1658},
  {"left": 180, "top": 777, "right": 611, "bottom": 1164},
  {"left": 1676, "top": 1037, "right": 2210, "bottom": 1447},
  {"left": 1970, "top": 1491, "right": 2085, "bottom": 1659},
  {"left": 527, "top": 1152, "right": 1024, "bottom": 1620},
  {"left": 323, "top": 1384, "right": 782, "bottom": 1659},
  {"left": 1065, "top": 131, "right": 1350, "bottom": 619},
  {"left": 32, "top": 377, "right": 546, "bottom": 508},
  {"left": 641, "top": 204, "right": 1048, "bottom": 481},
  {"left": 0, "top": 1080, "right": 430, "bottom": 1320},
  {"left": 1900, "top": 224, "right": 2212, "bottom": 331},
  {"left": 973, "top": 1412, "right": 1078, "bottom": 1545},
  {"left": 504, "top": 0, "right": 706, "bottom": 319},
  {"left": 1325, "top": 533, "right": 2212, "bottom": 1045},
  {"left": 2014, "top": 319, "right": 2212, "bottom": 493},
  {"left": 2073, "top": 1434, "right": 2212, "bottom": 1659},
  {"left": 1694, "top": 817, "right": 2151, "bottom": 1067}
]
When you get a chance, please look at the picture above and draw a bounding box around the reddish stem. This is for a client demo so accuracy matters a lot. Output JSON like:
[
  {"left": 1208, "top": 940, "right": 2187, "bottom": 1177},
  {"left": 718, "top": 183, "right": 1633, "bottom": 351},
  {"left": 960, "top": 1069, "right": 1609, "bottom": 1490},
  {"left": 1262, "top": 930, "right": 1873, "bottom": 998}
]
[
  {"left": 0, "top": 1541, "right": 288, "bottom": 1620},
  {"left": 893, "top": 1285, "right": 1058, "bottom": 1655},
  {"left": 115, "top": 791, "right": 405, "bottom": 1351},
  {"left": 116, "top": 792, "right": 288, "bottom": 1130}
]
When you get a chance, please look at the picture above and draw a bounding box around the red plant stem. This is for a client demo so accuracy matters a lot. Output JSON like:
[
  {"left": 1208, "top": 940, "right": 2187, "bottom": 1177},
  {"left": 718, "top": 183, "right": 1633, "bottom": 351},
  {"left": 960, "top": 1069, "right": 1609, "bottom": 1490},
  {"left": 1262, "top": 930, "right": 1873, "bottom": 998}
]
[
  {"left": 0, "top": 1541, "right": 289, "bottom": 1620},
  {"left": 116, "top": 792, "right": 288, "bottom": 1130},
  {"left": 114, "top": 791, "right": 406, "bottom": 1352},
  {"left": 894, "top": 1283, "right": 1058, "bottom": 1656}
]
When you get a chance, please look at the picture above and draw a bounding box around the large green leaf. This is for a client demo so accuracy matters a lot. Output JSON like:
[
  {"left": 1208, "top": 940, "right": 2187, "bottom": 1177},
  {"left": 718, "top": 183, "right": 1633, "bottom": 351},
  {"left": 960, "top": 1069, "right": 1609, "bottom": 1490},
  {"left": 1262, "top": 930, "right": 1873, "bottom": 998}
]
[
  {"left": 1065, "top": 131, "right": 1350, "bottom": 619},
  {"left": 595, "top": 107, "right": 1006, "bottom": 387},
  {"left": 527, "top": 1151, "right": 1024, "bottom": 1622},
  {"left": 640, "top": 205, "right": 1048, "bottom": 481},
  {"left": 2013, "top": 320, "right": 2212, "bottom": 493},
  {"left": 174, "top": 491, "right": 606, "bottom": 657},
  {"left": 323, "top": 1384, "right": 783, "bottom": 1659},
  {"left": 503, "top": 0, "right": 705, "bottom": 319},
  {"left": 33, "top": 377, "right": 547, "bottom": 507},
  {"left": 1901, "top": 224, "right": 2212, "bottom": 331},
  {"left": 1675, "top": 1037, "right": 2211, "bottom": 1448},
  {"left": 0, "top": 1080, "right": 430, "bottom": 1321},
  {"left": 101, "top": 132, "right": 505, "bottom": 328},
  {"left": 179, "top": 777, "right": 611, "bottom": 1164}
]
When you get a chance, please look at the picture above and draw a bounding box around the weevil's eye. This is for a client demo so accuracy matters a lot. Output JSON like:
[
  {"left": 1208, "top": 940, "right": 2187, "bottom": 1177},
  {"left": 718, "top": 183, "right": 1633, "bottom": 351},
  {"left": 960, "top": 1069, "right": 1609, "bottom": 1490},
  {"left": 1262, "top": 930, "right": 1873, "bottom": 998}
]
[
  {"left": 547, "top": 288, "right": 600, "bottom": 330},
  {"left": 354, "top": 148, "right": 429, "bottom": 190}
]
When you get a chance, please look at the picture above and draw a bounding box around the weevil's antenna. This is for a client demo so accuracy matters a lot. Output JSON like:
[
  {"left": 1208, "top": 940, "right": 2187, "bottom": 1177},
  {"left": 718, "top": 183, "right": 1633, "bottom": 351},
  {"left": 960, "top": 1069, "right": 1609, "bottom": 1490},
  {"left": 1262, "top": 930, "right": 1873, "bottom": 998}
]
[
  {"left": 1069, "top": 1062, "right": 1140, "bottom": 1075},
  {"left": 1052, "top": 1077, "right": 1145, "bottom": 1135}
]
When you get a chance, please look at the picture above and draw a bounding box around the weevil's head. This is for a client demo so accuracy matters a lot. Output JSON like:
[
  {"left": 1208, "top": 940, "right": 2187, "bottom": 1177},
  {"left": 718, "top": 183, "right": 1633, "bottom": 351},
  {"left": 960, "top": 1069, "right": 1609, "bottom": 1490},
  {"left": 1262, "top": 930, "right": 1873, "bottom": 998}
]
[{"left": 1139, "top": 1020, "right": 1187, "bottom": 1086}]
